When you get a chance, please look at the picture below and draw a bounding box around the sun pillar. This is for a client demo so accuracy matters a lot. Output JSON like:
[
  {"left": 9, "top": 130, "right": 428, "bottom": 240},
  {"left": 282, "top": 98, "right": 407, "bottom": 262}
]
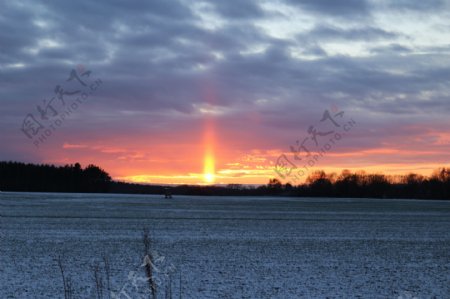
[{"left": 203, "top": 121, "right": 215, "bottom": 184}]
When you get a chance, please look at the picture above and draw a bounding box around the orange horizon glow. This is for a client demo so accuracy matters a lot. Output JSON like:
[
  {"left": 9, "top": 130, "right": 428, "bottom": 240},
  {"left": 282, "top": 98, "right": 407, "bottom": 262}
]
[
  {"left": 41, "top": 112, "right": 450, "bottom": 186},
  {"left": 49, "top": 141, "right": 450, "bottom": 186},
  {"left": 203, "top": 154, "right": 215, "bottom": 184},
  {"left": 85, "top": 140, "right": 449, "bottom": 183},
  {"left": 203, "top": 119, "right": 216, "bottom": 184}
]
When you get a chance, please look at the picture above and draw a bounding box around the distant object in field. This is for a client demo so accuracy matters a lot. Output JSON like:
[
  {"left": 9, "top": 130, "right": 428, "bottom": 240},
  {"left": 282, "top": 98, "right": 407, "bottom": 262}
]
[{"left": 164, "top": 187, "right": 172, "bottom": 199}]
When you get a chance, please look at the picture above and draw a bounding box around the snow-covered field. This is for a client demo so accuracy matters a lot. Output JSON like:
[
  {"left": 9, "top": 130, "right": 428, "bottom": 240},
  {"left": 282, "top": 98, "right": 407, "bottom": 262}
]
[{"left": 1, "top": 192, "right": 449, "bottom": 298}]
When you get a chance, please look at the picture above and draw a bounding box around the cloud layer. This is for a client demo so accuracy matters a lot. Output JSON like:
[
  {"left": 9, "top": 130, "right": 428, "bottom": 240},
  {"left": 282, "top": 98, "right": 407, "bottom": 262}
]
[{"left": 1, "top": 0, "right": 450, "bottom": 183}]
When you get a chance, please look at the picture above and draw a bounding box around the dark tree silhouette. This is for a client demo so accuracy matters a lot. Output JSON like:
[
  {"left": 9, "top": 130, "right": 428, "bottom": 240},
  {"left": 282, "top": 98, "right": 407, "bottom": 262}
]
[
  {"left": 0, "top": 161, "right": 449, "bottom": 199},
  {"left": 0, "top": 161, "right": 111, "bottom": 193}
]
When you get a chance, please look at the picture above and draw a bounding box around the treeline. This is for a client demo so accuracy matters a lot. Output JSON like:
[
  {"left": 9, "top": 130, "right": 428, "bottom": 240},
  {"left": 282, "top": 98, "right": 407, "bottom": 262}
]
[
  {"left": 1, "top": 161, "right": 449, "bottom": 199},
  {"left": 0, "top": 161, "right": 111, "bottom": 193},
  {"left": 112, "top": 168, "right": 450, "bottom": 199},
  {"left": 267, "top": 169, "right": 450, "bottom": 200}
]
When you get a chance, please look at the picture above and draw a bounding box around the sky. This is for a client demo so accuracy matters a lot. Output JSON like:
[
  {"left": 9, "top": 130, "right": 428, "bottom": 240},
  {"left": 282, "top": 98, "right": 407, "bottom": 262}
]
[{"left": 1, "top": 0, "right": 450, "bottom": 185}]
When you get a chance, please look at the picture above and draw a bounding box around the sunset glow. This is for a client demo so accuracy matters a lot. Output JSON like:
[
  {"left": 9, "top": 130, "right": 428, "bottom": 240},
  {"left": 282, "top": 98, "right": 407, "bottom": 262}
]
[
  {"left": 2, "top": 1, "right": 450, "bottom": 185},
  {"left": 203, "top": 117, "right": 216, "bottom": 184},
  {"left": 203, "top": 154, "right": 215, "bottom": 184}
]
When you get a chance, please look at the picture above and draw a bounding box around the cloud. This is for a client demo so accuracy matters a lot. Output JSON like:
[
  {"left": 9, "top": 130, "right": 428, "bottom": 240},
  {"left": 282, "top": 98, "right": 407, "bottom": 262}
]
[
  {"left": 1, "top": 0, "right": 449, "bottom": 182},
  {"left": 284, "top": 0, "right": 370, "bottom": 17},
  {"left": 62, "top": 143, "right": 88, "bottom": 149},
  {"left": 302, "top": 25, "right": 399, "bottom": 42},
  {"left": 384, "top": 0, "right": 446, "bottom": 11},
  {"left": 209, "top": 0, "right": 267, "bottom": 19}
]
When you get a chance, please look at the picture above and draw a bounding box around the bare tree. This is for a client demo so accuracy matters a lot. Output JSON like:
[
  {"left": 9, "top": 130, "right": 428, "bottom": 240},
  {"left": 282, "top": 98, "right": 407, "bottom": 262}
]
[
  {"left": 103, "top": 255, "right": 112, "bottom": 299},
  {"left": 57, "top": 255, "right": 74, "bottom": 299},
  {"left": 143, "top": 228, "right": 157, "bottom": 299},
  {"left": 165, "top": 273, "right": 172, "bottom": 299},
  {"left": 93, "top": 261, "right": 104, "bottom": 299},
  {"left": 179, "top": 270, "right": 182, "bottom": 299}
]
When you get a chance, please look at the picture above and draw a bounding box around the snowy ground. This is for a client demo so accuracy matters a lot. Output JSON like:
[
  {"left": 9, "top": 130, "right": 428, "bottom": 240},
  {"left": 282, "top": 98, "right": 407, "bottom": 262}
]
[{"left": 1, "top": 192, "right": 449, "bottom": 298}]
